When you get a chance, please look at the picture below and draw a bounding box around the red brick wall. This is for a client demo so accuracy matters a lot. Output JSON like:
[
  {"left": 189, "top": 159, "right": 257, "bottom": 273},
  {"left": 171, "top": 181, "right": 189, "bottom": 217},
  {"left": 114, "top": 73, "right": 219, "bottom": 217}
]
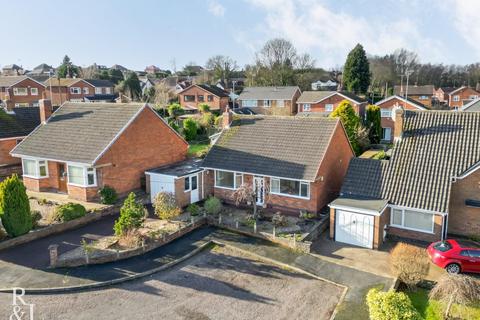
[
  {"left": 0, "top": 78, "right": 46, "bottom": 106},
  {"left": 67, "top": 184, "right": 98, "bottom": 202},
  {"left": 449, "top": 87, "right": 480, "bottom": 108},
  {"left": 298, "top": 95, "right": 364, "bottom": 116},
  {"left": 388, "top": 214, "right": 443, "bottom": 243},
  {"left": 407, "top": 94, "right": 432, "bottom": 108},
  {"left": 377, "top": 97, "right": 423, "bottom": 142},
  {"left": 67, "top": 81, "right": 95, "bottom": 101},
  {"left": 179, "top": 85, "right": 228, "bottom": 111},
  {"left": 0, "top": 139, "right": 21, "bottom": 166},
  {"left": 449, "top": 169, "right": 480, "bottom": 237},
  {"left": 96, "top": 107, "right": 188, "bottom": 197},
  {"left": 46, "top": 86, "right": 68, "bottom": 106}
]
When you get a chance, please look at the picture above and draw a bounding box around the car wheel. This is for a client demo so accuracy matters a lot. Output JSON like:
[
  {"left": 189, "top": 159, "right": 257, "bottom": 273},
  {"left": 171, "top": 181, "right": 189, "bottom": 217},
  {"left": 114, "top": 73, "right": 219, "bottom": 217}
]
[{"left": 446, "top": 263, "right": 461, "bottom": 274}]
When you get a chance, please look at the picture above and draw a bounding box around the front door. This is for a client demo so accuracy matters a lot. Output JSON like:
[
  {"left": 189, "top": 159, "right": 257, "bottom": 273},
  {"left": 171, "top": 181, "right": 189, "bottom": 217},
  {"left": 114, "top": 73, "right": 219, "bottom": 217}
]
[
  {"left": 253, "top": 177, "right": 264, "bottom": 206},
  {"left": 58, "top": 163, "right": 67, "bottom": 193},
  {"left": 190, "top": 174, "right": 199, "bottom": 203}
]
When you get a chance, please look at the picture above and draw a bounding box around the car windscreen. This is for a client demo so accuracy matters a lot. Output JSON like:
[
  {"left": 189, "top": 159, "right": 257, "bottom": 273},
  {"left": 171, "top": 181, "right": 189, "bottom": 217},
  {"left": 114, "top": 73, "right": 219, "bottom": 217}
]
[{"left": 433, "top": 241, "right": 452, "bottom": 252}]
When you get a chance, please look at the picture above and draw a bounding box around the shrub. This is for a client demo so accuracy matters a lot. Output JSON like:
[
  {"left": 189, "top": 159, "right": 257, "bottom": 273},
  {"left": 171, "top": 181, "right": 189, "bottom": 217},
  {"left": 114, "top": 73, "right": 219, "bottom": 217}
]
[
  {"left": 183, "top": 118, "right": 198, "bottom": 141},
  {"left": 167, "top": 103, "right": 185, "bottom": 118},
  {"left": 54, "top": 203, "right": 87, "bottom": 222},
  {"left": 31, "top": 211, "right": 42, "bottom": 228},
  {"left": 214, "top": 115, "right": 223, "bottom": 127},
  {"left": 99, "top": 186, "right": 117, "bottom": 205},
  {"left": 0, "top": 227, "right": 7, "bottom": 240},
  {"left": 199, "top": 112, "right": 215, "bottom": 129},
  {"left": 168, "top": 118, "right": 180, "bottom": 132},
  {"left": 329, "top": 100, "right": 361, "bottom": 154},
  {"left": 204, "top": 196, "right": 222, "bottom": 215},
  {"left": 198, "top": 103, "right": 211, "bottom": 113},
  {"left": 153, "top": 192, "right": 181, "bottom": 220},
  {"left": 390, "top": 243, "right": 429, "bottom": 289},
  {"left": 114, "top": 192, "right": 146, "bottom": 236},
  {"left": 366, "top": 288, "right": 422, "bottom": 320},
  {"left": 118, "top": 229, "right": 142, "bottom": 249},
  {"left": 0, "top": 174, "right": 32, "bottom": 237},
  {"left": 187, "top": 203, "right": 200, "bottom": 216},
  {"left": 272, "top": 212, "right": 288, "bottom": 227}
]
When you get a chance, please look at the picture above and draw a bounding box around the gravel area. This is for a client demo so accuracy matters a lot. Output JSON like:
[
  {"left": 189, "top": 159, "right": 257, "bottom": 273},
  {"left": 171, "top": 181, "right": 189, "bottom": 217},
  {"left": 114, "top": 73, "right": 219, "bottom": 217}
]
[{"left": 0, "top": 245, "right": 343, "bottom": 320}]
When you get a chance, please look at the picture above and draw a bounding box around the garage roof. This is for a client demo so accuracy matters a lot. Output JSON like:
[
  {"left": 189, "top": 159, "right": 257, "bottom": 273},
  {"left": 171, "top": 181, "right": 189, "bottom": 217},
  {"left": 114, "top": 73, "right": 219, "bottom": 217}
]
[
  {"left": 330, "top": 197, "right": 388, "bottom": 215},
  {"left": 146, "top": 158, "right": 203, "bottom": 177}
]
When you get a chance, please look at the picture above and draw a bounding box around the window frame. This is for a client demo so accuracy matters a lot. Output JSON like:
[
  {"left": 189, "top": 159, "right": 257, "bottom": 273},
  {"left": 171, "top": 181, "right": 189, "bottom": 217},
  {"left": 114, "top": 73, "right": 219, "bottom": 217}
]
[
  {"left": 30, "top": 87, "right": 38, "bottom": 96},
  {"left": 83, "top": 87, "right": 90, "bottom": 95},
  {"left": 95, "top": 87, "right": 102, "bottom": 94},
  {"left": 22, "top": 158, "right": 49, "bottom": 179},
  {"left": 184, "top": 95, "right": 195, "bottom": 102},
  {"left": 197, "top": 95, "right": 205, "bottom": 102},
  {"left": 325, "top": 104, "right": 334, "bottom": 112},
  {"left": 380, "top": 109, "right": 392, "bottom": 118},
  {"left": 207, "top": 95, "right": 214, "bottom": 102},
  {"left": 13, "top": 87, "right": 28, "bottom": 96},
  {"left": 303, "top": 103, "right": 311, "bottom": 112},
  {"left": 270, "top": 177, "right": 310, "bottom": 199},
  {"left": 214, "top": 170, "right": 243, "bottom": 190},
  {"left": 390, "top": 206, "right": 435, "bottom": 234},
  {"left": 453, "top": 95, "right": 460, "bottom": 102},
  {"left": 67, "top": 164, "right": 97, "bottom": 187},
  {"left": 263, "top": 100, "right": 271, "bottom": 108},
  {"left": 242, "top": 100, "right": 257, "bottom": 108},
  {"left": 382, "top": 127, "right": 392, "bottom": 140},
  {"left": 70, "top": 87, "right": 81, "bottom": 94}
]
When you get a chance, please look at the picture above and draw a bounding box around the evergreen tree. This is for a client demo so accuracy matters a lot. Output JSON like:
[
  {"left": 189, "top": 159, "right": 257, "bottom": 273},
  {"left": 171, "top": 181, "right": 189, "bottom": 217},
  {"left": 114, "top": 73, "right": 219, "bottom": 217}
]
[
  {"left": 329, "top": 100, "right": 361, "bottom": 154},
  {"left": 114, "top": 192, "right": 145, "bottom": 236},
  {"left": 343, "top": 44, "right": 371, "bottom": 94},
  {"left": 108, "top": 69, "right": 124, "bottom": 84},
  {"left": 365, "top": 105, "right": 382, "bottom": 144},
  {"left": 0, "top": 175, "right": 32, "bottom": 237},
  {"left": 57, "top": 55, "right": 80, "bottom": 78}
]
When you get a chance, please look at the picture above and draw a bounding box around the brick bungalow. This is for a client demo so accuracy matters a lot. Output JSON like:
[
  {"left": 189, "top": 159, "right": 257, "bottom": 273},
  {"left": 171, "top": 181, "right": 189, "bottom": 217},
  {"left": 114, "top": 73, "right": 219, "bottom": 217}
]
[
  {"left": 374, "top": 95, "right": 426, "bottom": 142},
  {"left": 200, "top": 109, "right": 354, "bottom": 214},
  {"left": 0, "top": 76, "right": 47, "bottom": 107},
  {"left": 238, "top": 86, "right": 301, "bottom": 116},
  {"left": 433, "top": 87, "right": 455, "bottom": 105},
  {"left": 178, "top": 84, "right": 229, "bottom": 112},
  {"left": 11, "top": 100, "right": 188, "bottom": 201},
  {"left": 393, "top": 84, "right": 434, "bottom": 108},
  {"left": 330, "top": 109, "right": 480, "bottom": 249},
  {"left": 445, "top": 86, "right": 480, "bottom": 109},
  {"left": 45, "top": 78, "right": 115, "bottom": 106},
  {"left": 297, "top": 91, "right": 367, "bottom": 116}
]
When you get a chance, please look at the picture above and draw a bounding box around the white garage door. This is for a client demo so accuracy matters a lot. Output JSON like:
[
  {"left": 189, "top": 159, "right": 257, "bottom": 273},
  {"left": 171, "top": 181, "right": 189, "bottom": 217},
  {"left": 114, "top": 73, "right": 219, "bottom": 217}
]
[
  {"left": 149, "top": 174, "right": 175, "bottom": 203},
  {"left": 335, "top": 210, "right": 374, "bottom": 249}
]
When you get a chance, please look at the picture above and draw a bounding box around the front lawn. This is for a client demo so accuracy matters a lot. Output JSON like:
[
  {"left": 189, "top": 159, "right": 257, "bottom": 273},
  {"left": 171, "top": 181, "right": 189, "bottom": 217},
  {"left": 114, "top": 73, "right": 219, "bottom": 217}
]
[
  {"left": 188, "top": 142, "right": 210, "bottom": 157},
  {"left": 407, "top": 288, "right": 480, "bottom": 320}
]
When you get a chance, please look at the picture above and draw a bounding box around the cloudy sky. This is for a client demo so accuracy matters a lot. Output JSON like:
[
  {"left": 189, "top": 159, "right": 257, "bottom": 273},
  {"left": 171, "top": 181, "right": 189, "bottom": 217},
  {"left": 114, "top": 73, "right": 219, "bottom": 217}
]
[{"left": 1, "top": 0, "right": 478, "bottom": 71}]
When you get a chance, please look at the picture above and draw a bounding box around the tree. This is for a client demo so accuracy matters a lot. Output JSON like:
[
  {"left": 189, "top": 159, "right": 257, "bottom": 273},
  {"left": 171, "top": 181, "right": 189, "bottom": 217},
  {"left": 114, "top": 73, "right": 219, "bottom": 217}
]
[
  {"left": 116, "top": 72, "right": 141, "bottom": 101},
  {"left": 343, "top": 44, "right": 371, "bottom": 94},
  {"left": 329, "top": 100, "right": 361, "bottom": 154},
  {"left": 365, "top": 105, "right": 382, "bottom": 144},
  {"left": 153, "top": 82, "right": 175, "bottom": 110},
  {"left": 0, "top": 175, "right": 32, "bottom": 237},
  {"left": 198, "top": 103, "right": 210, "bottom": 113},
  {"left": 113, "top": 192, "right": 145, "bottom": 236},
  {"left": 205, "top": 55, "right": 238, "bottom": 83},
  {"left": 167, "top": 103, "right": 185, "bottom": 119},
  {"left": 108, "top": 68, "right": 124, "bottom": 84},
  {"left": 232, "top": 183, "right": 263, "bottom": 219},
  {"left": 430, "top": 274, "right": 480, "bottom": 319},
  {"left": 183, "top": 118, "right": 198, "bottom": 141},
  {"left": 57, "top": 55, "right": 80, "bottom": 78}
]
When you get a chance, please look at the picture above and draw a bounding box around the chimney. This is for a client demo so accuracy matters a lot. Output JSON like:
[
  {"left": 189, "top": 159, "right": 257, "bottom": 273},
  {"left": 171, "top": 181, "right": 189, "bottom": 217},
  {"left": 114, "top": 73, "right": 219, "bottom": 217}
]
[
  {"left": 393, "top": 107, "right": 404, "bottom": 142},
  {"left": 222, "top": 107, "right": 233, "bottom": 129},
  {"left": 39, "top": 99, "right": 53, "bottom": 124}
]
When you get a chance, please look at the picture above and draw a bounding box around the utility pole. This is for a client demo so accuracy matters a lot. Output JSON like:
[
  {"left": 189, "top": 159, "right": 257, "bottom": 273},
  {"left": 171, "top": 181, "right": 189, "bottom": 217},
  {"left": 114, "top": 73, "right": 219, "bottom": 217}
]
[{"left": 404, "top": 70, "right": 413, "bottom": 109}]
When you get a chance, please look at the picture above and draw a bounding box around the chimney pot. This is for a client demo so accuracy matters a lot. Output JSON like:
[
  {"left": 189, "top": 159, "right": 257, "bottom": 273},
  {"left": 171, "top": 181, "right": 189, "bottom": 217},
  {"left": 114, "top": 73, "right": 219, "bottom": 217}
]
[
  {"left": 39, "top": 99, "right": 53, "bottom": 124},
  {"left": 223, "top": 107, "right": 233, "bottom": 129}
]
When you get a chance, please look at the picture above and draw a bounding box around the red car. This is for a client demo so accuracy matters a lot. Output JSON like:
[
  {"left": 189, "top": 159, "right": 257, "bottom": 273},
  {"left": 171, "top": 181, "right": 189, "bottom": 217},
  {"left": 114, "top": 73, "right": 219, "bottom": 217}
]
[{"left": 427, "top": 239, "right": 480, "bottom": 274}]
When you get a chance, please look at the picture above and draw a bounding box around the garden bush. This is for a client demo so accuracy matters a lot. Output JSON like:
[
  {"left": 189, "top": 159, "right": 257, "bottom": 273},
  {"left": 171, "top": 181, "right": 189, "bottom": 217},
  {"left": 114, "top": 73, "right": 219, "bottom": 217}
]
[
  {"left": 31, "top": 211, "right": 42, "bottom": 228},
  {"left": 198, "top": 103, "right": 211, "bottom": 113},
  {"left": 54, "top": 203, "right": 87, "bottom": 222},
  {"left": 366, "top": 288, "right": 422, "bottom": 320},
  {"left": 114, "top": 192, "right": 146, "bottom": 236},
  {"left": 99, "top": 186, "right": 117, "bottom": 205},
  {"left": 0, "top": 174, "right": 32, "bottom": 237},
  {"left": 153, "top": 192, "right": 181, "bottom": 220},
  {"left": 272, "top": 212, "right": 288, "bottom": 227},
  {"left": 183, "top": 118, "right": 199, "bottom": 141},
  {"left": 187, "top": 203, "right": 200, "bottom": 216},
  {"left": 204, "top": 196, "right": 222, "bottom": 215},
  {"left": 391, "top": 242, "right": 429, "bottom": 289}
]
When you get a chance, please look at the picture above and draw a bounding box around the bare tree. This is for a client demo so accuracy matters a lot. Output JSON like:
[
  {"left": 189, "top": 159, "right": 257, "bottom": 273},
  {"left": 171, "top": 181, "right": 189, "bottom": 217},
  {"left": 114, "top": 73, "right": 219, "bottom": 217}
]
[
  {"left": 153, "top": 81, "right": 174, "bottom": 109},
  {"left": 232, "top": 183, "right": 258, "bottom": 219},
  {"left": 295, "top": 53, "right": 315, "bottom": 70},
  {"left": 205, "top": 55, "right": 238, "bottom": 83},
  {"left": 393, "top": 48, "right": 419, "bottom": 89}
]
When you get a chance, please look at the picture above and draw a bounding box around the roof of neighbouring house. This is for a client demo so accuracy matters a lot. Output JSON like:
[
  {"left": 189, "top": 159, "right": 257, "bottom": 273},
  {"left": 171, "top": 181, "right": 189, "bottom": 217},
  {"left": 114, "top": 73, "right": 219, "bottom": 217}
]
[
  {"left": 238, "top": 86, "right": 300, "bottom": 101},
  {"left": 0, "top": 108, "right": 41, "bottom": 139},
  {"left": 146, "top": 158, "right": 204, "bottom": 177},
  {"left": 461, "top": 98, "right": 480, "bottom": 111},
  {"left": 84, "top": 94, "right": 117, "bottom": 101},
  {"left": 0, "top": 75, "right": 42, "bottom": 88},
  {"left": 337, "top": 111, "right": 480, "bottom": 213},
  {"left": 43, "top": 77, "right": 83, "bottom": 87},
  {"left": 439, "top": 87, "right": 456, "bottom": 94},
  {"left": 393, "top": 85, "right": 434, "bottom": 96},
  {"left": 297, "top": 91, "right": 366, "bottom": 104},
  {"left": 196, "top": 84, "right": 229, "bottom": 97},
  {"left": 84, "top": 79, "right": 114, "bottom": 87},
  {"left": 11, "top": 102, "right": 149, "bottom": 165},
  {"left": 2, "top": 64, "right": 21, "bottom": 70},
  {"left": 202, "top": 115, "right": 342, "bottom": 181},
  {"left": 375, "top": 95, "right": 427, "bottom": 109}
]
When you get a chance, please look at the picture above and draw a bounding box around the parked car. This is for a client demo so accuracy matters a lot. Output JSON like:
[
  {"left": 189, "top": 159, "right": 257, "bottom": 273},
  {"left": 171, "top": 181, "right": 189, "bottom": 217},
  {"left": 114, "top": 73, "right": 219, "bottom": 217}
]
[{"left": 427, "top": 239, "right": 480, "bottom": 274}]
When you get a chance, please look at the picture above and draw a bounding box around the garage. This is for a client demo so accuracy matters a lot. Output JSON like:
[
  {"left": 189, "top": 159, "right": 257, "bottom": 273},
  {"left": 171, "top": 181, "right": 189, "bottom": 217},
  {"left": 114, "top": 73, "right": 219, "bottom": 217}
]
[{"left": 329, "top": 197, "right": 388, "bottom": 249}]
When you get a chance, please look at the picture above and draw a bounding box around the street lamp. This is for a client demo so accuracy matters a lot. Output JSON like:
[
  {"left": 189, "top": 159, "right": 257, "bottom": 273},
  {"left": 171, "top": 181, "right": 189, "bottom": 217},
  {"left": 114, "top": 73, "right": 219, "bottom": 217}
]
[{"left": 404, "top": 70, "right": 414, "bottom": 109}]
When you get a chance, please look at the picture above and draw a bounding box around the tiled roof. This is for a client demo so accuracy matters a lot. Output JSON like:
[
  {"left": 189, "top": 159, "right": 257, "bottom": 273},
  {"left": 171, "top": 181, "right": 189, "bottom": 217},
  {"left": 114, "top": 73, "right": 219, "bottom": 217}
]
[
  {"left": 0, "top": 76, "right": 29, "bottom": 87},
  {"left": 0, "top": 108, "right": 40, "bottom": 139},
  {"left": 44, "top": 78, "right": 82, "bottom": 87},
  {"left": 297, "top": 91, "right": 334, "bottom": 103},
  {"left": 197, "top": 84, "right": 229, "bottom": 97},
  {"left": 202, "top": 115, "right": 340, "bottom": 181},
  {"left": 462, "top": 98, "right": 480, "bottom": 111},
  {"left": 238, "top": 86, "right": 300, "bottom": 101},
  {"left": 84, "top": 79, "right": 115, "bottom": 88},
  {"left": 339, "top": 111, "right": 480, "bottom": 213},
  {"left": 394, "top": 85, "right": 434, "bottom": 96},
  {"left": 11, "top": 102, "right": 146, "bottom": 165},
  {"left": 376, "top": 95, "right": 427, "bottom": 110}
]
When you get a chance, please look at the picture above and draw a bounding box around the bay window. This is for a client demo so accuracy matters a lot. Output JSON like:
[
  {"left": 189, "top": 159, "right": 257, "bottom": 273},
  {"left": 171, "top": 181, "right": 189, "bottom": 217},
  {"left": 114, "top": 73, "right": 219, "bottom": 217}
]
[
  {"left": 270, "top": 178, "right": 309, "bottom": 199},
  {"left": 215, "top": 170, "right": 242, "bottom": 189},
  {"left": 67, "top": 165, "right": 97, "bottom": 187},
  {"left": 390, "top": 207, "right": 434, "bottom": 233},
  {"left": 22, "top": 158, "right": 48, "bottom": 178}
]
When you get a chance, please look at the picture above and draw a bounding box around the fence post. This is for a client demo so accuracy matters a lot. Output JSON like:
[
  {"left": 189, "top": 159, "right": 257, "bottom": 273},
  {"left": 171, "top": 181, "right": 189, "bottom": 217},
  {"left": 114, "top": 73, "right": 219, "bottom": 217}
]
[
  {"left": 218, "top": 214, "right": 222, "bottom": 225},
  {"left": 293, "top": 233, "right": 296, "bottom": 247},
  {"left": 191, "top": 216, "right": 194, "bottom": 225},
  {"left": 254, "top": 221, "right": 257, "bottom": 233},
  {"left": 235, "top": 220, "right": 239, "bottom": 229},
  {"left": 48, "top": 244, "right": 59, "bottom": 268},
  {"left": 273, "top": 225, "right": 276, "bottom": 238}
]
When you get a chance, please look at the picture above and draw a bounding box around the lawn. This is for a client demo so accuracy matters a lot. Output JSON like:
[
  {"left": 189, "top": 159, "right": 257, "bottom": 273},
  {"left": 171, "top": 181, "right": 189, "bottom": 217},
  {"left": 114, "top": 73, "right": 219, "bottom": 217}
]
[
  {"left": 407, "top": 288, "right": 480, "bottom": 320},
  {"left": 188, "top": 142, "right": 210, "bottom": 157}
]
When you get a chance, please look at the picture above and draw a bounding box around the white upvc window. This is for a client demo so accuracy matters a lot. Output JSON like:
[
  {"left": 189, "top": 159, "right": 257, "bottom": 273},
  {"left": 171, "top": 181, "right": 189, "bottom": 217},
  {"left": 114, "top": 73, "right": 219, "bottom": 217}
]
[
  {"left": 303, "top": 103, "right": 311, "bottom": 112},
  {"left": 105, "top": 87, "right": 112, "bottom": 94},
  {"left": 30, "top": 87, "right": 38, "bottom": 96},
  {"left": 263, "top": 100, "right": 271, "bottom": 107},
  {"left": 419, "top": 95, "right": 428, "bottom": 100},
  {"left": 325, "top": 104, "right": 334, "bottom": 112},
  {"left": 13, "top": 87, "right": 28, "bottom": 96},
  {"left": 453, "top": 95, "right": 460, "bottom": 102},
  {"left": 242, "top": 100, "right": 257, "bottom": 108},
  {"left": 95, "top": 87, "right": 102, "bottom": 94},
  {"left": 381, "top": 109, "right": 392, "bottom": 118},
  {"left": 15, "top": 103, "right": 29, "bottom": 108},
  {"left": 22, "top": 158, "right": 48, "bottom": 178},
  {"left": 67, "top": 164, "right": 97, "bottom": 187},
  {"left": 214, "top": 170, "right": 243, "bottom": 190},
  {"left": 469, "top": 95, "right": 478, "bottom": 100},
  {"left": 390, "top": 207, "right": 435, "bottom": 234},
  {"left": 270, "top": 177, "right": 310, "bottom": 199},
  {"left": 382, "top": 127, "right": 392, "bottom": 141},
  {"left": 83, "top": 87, "right": 89, "bottom": 94},
  {"left": 277, "top": 100, "right": 285, "bottom": 107},
  {"left": 70, "top": 87, "right": 81, "bottom": 94}
]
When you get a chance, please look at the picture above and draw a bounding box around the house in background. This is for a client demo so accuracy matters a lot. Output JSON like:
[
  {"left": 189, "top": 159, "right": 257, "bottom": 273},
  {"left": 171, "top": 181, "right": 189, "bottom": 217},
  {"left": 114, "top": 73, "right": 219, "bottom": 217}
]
[
  {"left": 26, "top": 63, "right": 54, "bottom": 80},
  {"left": 44, "top": 78, "right": 115, "bottom": 105},
  {"left": 11, "top": 100, "right": 188, "bottom": 201},
  {"left": 2, "top": 64, "right": 24, "bottom": 76},
  {"left": 238, "top": 86, "right": 301, "bottom": 116},
  {"left": 297, "top": 91, "right": 367, "bottom": 116},
  {"left": 145, "top": 65, "right": 161, "bottom": 74},
  {"left": 330, "top": 109, "right": 480, "bottom": 249},
  {"left": 445, "top": 86, "right": 480, "bottom": 109},
  {"left": 374, "top": 95, "right": 426, "bottom": 142},
  {"left": 178, "top": 84, "right": 229, "bottom": 112},
  {"left": 393, "top": 85, "right": 434, "bottom": 108},
  {"left": 200, "top": 109, "right": 354, "bottom": 215},
  {"left": 433, "top": 87, "right": 455, "bottom": 105},
  {"left": 0, "top": 76, "right": 46, "bottom": 108},
  {"left": 311, "top": 80, "right": 338, "bottom": 91}
]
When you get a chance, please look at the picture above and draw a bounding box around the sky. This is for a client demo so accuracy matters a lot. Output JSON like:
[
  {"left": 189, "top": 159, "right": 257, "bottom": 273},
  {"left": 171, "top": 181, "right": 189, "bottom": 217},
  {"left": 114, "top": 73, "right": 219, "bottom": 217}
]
[{"left": 1, "top": 0, "right": 479, "bottom": 71}]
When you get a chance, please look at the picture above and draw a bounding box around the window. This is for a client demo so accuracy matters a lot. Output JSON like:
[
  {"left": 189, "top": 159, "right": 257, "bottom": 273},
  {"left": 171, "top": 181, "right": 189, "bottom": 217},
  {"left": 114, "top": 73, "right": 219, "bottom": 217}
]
[
  {"left": 95, "top": 87, "right": 102, "bottom": 94},
  {"left": 242, "top": 100, "right": 257, "bottom": 107},
  {"left": 270, "top": 178, "right": 310, "bottom": 199},
  {"left": 277, "top": 100, "right": 285, "bottom": 107},
  {"left": 105, "top": 87, "right": 112, "bottom": 94},
  {"left": 453, "top": 95, "right": 460, "bottom": 102},
  {"left": 184, "top": 175, "right": 198, "bottom": 192},
  {"left": 419, "top": 95, "right": 428, "bottom": 100},
  {"left": 382, "top": 127, "right": 392, "bottom": 141},
  {"left": 198, "top": 95, "right": 204, "bottom": 102},
  {"left": 70, "top": 87, "right": 81, "bottom": 94},
  {"left": 22, "top": 158, "right": 48, "bottom": 178},
  {"left": 207, "top": 95, "right": 213, "bottom": 102},
  {"left": 303, "top": 104, "right": 311, "bottom": 112},
  {"left": 469, "top": 250, "right": 480, "bottom": 258},
  {"left": 68, "top": 165, "right": 96, "bottom": 187},
  {"left": 32, "top": 102, "right": 39, "bottom": 107},
  {"left": 13, "top": 87, "right": 28, "bottom": 96},
  {"left": 263, "top": 100, "right": 271, "bottom": 107},
  {"left": 184, "top": 95, "right": 195, "bottom": 102},
  {"left": 184, "top": 176, "right": 190, "bottom": 191},
  {"left": 325, "top": 104, "right": 334, "bottom": 112},
  {"left": 390, "top": 207, "right": 434, "bottom": 233},
  {"left": 86, "top": 167, "right": 96, "bottom": 186},
  {"left": 15, "top": 103, "right": 29, "bottom": 107},
  {"left": 30, "top": 88, "right": 38, "bottom": 96},
  {"left": 469, "top": 95, "right": 478, "bottom": 100},
  {"left": 83, "top": 87, "right": 89, "bottom": 94},
  {"left": 381, "top": 109, "right": 392, "bottom": 117},
  {"left": 215, "top": 170, "right": 242, "bottom": 189}
]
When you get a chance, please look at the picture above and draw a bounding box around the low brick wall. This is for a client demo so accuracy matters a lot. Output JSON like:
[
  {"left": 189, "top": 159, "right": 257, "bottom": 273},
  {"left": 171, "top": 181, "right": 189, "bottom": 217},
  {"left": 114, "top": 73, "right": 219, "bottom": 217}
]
[
  {"left": 0, "top": 204, "right": 121, "bottom": 252},
  {"left": 56, "top": 217, "right": 207, "bottom": 268}
]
